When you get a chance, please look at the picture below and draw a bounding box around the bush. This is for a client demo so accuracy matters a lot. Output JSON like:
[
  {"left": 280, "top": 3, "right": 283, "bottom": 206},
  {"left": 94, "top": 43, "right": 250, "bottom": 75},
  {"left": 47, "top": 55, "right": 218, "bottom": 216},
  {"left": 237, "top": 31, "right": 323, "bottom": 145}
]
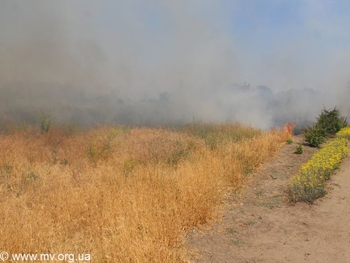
[
  {"left": 304, "top": 107, "right": 348, "bottom": 147},
  {"left": 304, "top": 126, "right": 325, "bottom": 148},
  {"left": 286, "top": 138, "right": 293, "bottom": 144},
  {"left": 315, "top": 107, "right": 347, "bottom": 137},
  {"left": 289, "top": 135, "right": 349, "bottom": 203},
  {"left": 294, "top": 144, "right": 303, "bottom": 154}
]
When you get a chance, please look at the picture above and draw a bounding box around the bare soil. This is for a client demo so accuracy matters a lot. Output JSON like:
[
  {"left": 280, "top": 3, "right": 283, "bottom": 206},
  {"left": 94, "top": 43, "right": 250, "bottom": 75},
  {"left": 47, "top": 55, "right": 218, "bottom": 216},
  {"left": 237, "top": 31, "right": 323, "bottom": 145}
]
[{"left": 187, "top": 136, "right": 350, "bottom": 263}]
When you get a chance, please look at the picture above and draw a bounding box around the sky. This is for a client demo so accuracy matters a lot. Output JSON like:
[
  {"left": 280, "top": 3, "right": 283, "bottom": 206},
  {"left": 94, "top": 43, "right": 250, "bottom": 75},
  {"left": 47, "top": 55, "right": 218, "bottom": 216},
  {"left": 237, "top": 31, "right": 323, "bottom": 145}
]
[{"left": 0, "top": 0, "right": 349, "bottom": 128}]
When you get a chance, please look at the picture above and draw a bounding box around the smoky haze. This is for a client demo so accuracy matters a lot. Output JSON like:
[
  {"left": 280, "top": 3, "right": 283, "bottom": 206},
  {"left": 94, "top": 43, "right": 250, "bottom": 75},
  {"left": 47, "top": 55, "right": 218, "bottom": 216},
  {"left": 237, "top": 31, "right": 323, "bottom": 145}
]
[{"left": 0, "top": 1, "right": 349, "bottom": 129}]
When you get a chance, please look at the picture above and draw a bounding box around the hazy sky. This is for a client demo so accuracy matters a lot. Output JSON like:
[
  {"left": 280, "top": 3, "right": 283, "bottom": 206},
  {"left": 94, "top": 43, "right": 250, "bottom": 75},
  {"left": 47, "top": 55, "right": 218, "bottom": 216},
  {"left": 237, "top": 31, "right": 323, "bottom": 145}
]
[{"left": 1, "top": 1, "right": 349, "bottom": 127}]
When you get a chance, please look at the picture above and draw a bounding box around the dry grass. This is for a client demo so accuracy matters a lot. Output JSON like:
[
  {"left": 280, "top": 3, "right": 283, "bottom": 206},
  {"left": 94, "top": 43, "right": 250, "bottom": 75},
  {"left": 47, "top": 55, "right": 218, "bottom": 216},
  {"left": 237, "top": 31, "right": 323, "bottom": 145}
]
[{"left": 0, "top": 123, "right": 288, "bottom": 262}]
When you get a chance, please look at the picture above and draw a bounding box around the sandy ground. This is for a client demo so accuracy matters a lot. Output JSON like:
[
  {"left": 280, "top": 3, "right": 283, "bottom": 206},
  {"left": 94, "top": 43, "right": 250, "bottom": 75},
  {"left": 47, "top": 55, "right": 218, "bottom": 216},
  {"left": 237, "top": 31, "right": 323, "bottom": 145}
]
[{"left": 187, "top": 136, "right": 350, "bottom": 263}]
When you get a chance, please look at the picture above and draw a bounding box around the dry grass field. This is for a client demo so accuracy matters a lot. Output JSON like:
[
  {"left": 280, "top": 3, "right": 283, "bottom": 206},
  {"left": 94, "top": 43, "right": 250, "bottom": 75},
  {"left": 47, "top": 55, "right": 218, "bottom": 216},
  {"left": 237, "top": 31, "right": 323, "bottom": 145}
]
[{"left": 0, "top": 122, "right": 290, "bottom": 262}]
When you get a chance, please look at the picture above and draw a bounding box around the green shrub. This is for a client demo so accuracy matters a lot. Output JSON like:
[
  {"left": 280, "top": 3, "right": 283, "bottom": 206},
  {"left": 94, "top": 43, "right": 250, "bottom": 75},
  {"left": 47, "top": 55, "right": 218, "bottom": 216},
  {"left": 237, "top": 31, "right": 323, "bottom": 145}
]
[
  {"left": 304, "top": 126, "right": 325, "bottom": 148},
  {"left": 286, "top": 138, "right": 293, "bottom": 144},
  {"left": 315, "top": 107, "right": 347, "bottom": 137},
  {"left": 294, "top": 144, "right": 303, "bottom": 154},
  {"left": 304, "top": 107, "right": 348, "bottom": 147}
]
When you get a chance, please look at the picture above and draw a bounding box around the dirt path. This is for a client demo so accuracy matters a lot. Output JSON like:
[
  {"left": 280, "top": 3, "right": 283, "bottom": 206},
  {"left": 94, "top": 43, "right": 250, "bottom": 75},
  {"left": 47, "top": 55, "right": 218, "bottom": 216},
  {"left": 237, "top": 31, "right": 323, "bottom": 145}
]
[{"left": 187, "top": 136, "right": 350, "bottom": 263}]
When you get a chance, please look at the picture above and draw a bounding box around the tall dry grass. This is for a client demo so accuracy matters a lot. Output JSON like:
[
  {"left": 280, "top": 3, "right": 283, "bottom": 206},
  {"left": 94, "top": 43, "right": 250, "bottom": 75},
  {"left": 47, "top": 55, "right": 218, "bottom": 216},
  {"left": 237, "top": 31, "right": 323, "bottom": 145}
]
[{"left": 0, "top": 123, "right": 289, "bottom": 262}]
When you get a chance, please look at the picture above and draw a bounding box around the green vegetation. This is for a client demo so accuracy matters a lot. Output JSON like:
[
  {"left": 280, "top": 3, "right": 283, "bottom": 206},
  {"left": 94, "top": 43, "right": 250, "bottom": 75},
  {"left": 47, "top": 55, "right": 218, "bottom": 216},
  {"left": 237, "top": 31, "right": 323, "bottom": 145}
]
[
  {"left": 316, "top": 107, "right": 347, "bottom": 136},
  {"left": 304, "top": 126, "right": 325, "bottom": 148},
  {"left": 294, "top": 144, "right": 303, "bottom": 154},
  {"left": 286, "top": 138, "right": 293, "bottom": 144},
  {"left": 290, "top": 108, "right": 349, "bottom": 202},
  {"left": 289, "top": 132, "right": 349, "bottom": 203},
  {"left": 304, "top": 107, "right": 348, "bottom": 147}
]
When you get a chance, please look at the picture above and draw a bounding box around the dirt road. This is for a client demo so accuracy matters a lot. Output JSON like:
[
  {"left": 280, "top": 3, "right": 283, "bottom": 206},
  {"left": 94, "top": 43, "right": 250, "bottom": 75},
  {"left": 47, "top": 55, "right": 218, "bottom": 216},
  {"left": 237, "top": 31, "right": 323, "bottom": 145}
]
[{"left": 188, "top": 137, "right": 350, "bottom": 263}]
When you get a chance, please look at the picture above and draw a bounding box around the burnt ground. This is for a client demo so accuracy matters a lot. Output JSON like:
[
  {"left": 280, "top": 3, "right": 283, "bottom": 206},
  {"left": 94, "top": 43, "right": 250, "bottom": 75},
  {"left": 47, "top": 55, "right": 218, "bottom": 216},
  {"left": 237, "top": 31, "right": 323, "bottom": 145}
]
[{"left": 187, "top": 135, "right": 350, "bottom": 263}]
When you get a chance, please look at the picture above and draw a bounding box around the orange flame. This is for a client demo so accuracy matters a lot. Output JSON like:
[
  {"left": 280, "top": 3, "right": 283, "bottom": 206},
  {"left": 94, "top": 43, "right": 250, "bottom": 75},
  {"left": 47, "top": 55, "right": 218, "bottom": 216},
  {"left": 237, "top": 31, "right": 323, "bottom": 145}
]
[
  {"left": 270, "top": 121, "right": 296, "bottom": 142},
  {"left": 283, "top": 121, "right": 296, "bottom": 136}
]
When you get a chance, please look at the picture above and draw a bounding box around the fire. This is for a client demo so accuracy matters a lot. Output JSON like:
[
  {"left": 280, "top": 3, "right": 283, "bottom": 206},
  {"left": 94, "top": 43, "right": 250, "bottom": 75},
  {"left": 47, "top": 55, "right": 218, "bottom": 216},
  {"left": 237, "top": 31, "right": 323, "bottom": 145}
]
[
  {"left": 283, "top": 121, "right": 296, "bottom": 136},
  {"left": 270, "top": 121, "right": 296, "bottom": 141}
]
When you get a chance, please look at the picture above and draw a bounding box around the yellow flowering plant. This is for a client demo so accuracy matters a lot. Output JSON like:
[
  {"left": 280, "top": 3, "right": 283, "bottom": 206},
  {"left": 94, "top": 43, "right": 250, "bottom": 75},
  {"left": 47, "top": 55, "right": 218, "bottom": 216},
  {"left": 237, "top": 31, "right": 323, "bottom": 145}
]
[
  {"left": 290, "top": 128, "right": 349, "bottom": 203},
  {"left": 336, "top": 126, "right": 350, "bottom": 139}
]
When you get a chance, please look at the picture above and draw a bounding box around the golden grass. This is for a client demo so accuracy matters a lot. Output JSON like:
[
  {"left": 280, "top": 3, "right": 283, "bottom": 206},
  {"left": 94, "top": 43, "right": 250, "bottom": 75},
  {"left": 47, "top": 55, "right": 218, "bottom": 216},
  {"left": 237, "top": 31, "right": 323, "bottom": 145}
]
[{"left": 0, "top": 123, "right": 288, "bottom": 262}]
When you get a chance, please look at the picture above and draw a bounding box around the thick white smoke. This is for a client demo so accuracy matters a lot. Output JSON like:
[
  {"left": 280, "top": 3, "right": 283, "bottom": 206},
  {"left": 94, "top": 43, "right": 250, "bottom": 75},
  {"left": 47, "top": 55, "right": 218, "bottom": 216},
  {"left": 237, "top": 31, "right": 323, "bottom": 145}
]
[{"left": 0, "top": 1, "right": 349, "bottom": 129}]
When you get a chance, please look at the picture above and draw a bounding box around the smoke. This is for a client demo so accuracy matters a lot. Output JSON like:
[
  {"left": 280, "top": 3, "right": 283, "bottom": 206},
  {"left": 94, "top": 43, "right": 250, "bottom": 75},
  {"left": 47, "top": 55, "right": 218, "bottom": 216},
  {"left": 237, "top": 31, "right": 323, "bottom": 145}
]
[{"left": 0, "top": 0, "right": 349, "bottom": 129}]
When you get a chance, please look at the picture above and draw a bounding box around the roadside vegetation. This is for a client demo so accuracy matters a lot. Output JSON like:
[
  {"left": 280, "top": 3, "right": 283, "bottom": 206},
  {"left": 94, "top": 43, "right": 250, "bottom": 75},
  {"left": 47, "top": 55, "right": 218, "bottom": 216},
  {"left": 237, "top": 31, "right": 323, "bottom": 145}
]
[
  {"left": 304, "top": 107, "right": 348, "bottom": 148},
  {"left": 290, "top": 107, "right": 349, "bottom": 203},
  {"left": 336, "top": 126, "right": 350, "bottom": 139},
  {"left": 289, "top": 135, "right": 349, "bottom": 202},
  {"left": 0, "top": 120, "right": 290, "bottom": 262}
]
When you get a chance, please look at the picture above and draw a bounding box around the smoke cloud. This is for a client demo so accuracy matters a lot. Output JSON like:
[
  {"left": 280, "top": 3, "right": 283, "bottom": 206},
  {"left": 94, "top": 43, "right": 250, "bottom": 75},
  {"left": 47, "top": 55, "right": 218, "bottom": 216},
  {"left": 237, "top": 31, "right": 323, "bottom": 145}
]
[{"left": 0, "top": 0, "right": 349, "bottom": 129}]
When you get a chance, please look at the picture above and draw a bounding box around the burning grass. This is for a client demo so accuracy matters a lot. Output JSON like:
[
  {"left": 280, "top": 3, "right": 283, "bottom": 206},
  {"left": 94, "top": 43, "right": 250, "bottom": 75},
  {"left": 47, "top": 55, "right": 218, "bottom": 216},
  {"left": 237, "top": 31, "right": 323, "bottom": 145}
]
[{"left": 0, "top": 123, "right": 289, "bottom": 262}]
